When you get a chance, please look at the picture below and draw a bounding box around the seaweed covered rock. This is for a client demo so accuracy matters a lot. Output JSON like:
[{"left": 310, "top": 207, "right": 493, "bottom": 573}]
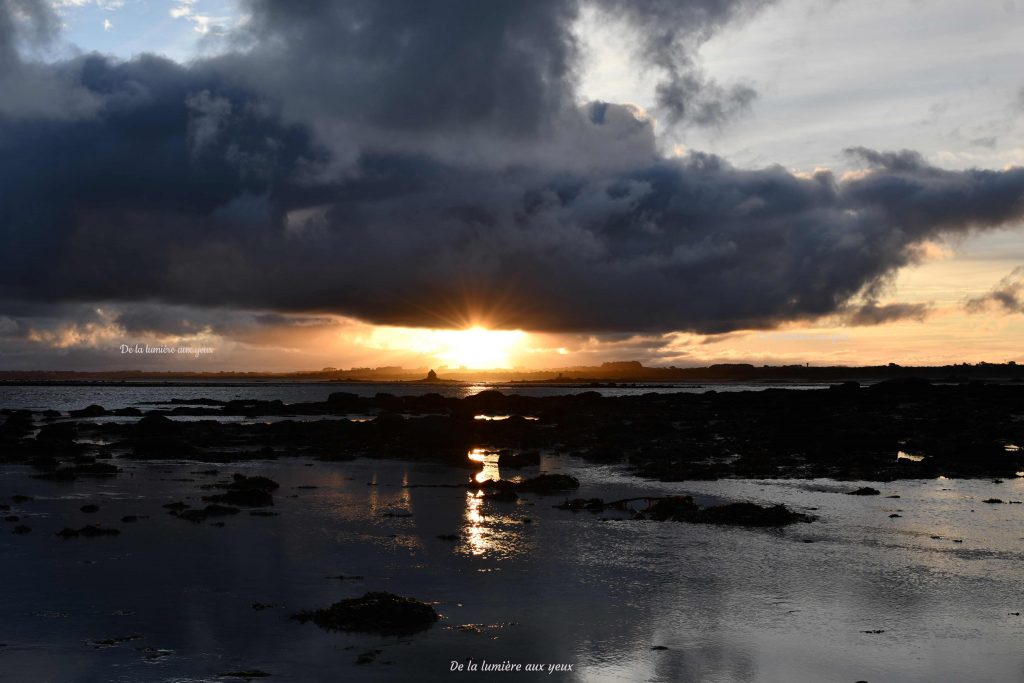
[
  {"left": 290, "top": 591, "right": 439, "bottom": 634},
  {"left": 468, "top": 479, "right": 519, "bottom": 501},
  {"left": 645, "top": 496, "right": 699, "bottom": 520},
  {"left": 847, "top": 487, "right": 881, "bottom": 496},
  {"left": 690, "top": 502, "right": 813, "bottom": 527},
  {"left": 500, "top": 450, "right": 541, "bottom": 468},
  {"left": 640, "top": 497, "right": 811, "bottom": 526},
  {"left": 56, "top": 525, "right": 120, "bottom": 538},
  {"left": 226, "top": 473, "right": 280, "bottom": 491},
  {"left": 69, "top": 404, "right": 106, "bottom": 418},
  {"left": 204, "top": 473, "right": 279, "bottom": 507},
  {"left": 557, "top": 494, "right": 813, "bottom": 527},
  {"left": 177, "top": 504, "right": 240, "bottom": 523}
]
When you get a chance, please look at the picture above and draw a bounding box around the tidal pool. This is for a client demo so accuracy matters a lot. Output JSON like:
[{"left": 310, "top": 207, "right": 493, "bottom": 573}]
[{"left": 1, "top": 455, "right": 1023, "bottom": 682}]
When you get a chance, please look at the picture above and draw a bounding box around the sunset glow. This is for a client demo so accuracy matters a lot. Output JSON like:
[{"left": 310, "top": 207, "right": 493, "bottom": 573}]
[{"left": 358, "top": 325, "right": 527, "bottom": 369}]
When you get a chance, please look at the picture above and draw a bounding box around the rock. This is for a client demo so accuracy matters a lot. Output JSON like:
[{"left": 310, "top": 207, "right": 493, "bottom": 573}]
[
  {"left": 177, "top": 505, "right": 240, "bottom": 523},
  {"left": 86, "top": 635, "right": 142, "bottom": 648},
  {"left": 227, "top": 473, "right": 280, "bottom": 491},
  {"left": 80, "top": 504, "right": 99, "bottom": 513},
  {"left": 469, "top": 479, "right": 519, "bottom": 501},
  {"left": 135, "top": 414, "right": 177, "bottom": 437},
  {"left": 983, "top": 498, "right": 1004, "bottom": 504},
  {"left": 501, "top": 450, "right": 541, "bottom": 468},
  {"left": 290, "top": 591, "right": 439, "bottom": 634},
  {"left": 847, "top": 487, "right": 881, "bottom": 496},
  {"left": 690, "top": 502, "right": 813, "bottom": 527},
  {"left": 355, "top": 649, "right": 383, "bottom": 665},
  {"left": 560, "top": 495, "right": 815, "bottom": 527},
  {"left": 204, "top": 474, "right": 278, "bottom": 507},
  {"left": 645, "top": 496, "right": 699, "bottom": 520},
  {"left": 57, "top": 525, "right": 120, "bottom": 539},
  {"left": 69, "top": 404, "right": 106, "bottom": 418}
]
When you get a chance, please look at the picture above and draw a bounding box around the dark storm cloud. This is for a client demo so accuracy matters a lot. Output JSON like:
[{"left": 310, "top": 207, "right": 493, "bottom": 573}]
[
  {"left": 965, "top": 267, "right": 1024, "bottom": 315},
  {"left": 2, "top": 0, "right": 1024, "bottom": 338},
  {"left": 842, "top": 301, "right": 932, "bottom": 326},
  {"left": 230, "top": 0, "right": 580, "bottom": 137}
]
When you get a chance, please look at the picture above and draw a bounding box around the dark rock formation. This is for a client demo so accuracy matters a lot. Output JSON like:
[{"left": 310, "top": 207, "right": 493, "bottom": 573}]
[{"left": 290, "top": 591, "right": 439, "bottom": 634}]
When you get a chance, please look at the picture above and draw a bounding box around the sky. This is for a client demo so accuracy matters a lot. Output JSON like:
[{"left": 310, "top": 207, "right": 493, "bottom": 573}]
[{"left": 1, "top": 0, "right": 1023, "bottom": 371}]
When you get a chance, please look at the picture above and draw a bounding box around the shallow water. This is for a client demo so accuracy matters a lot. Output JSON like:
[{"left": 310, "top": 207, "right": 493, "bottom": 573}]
[{"left": 2, "top": 453, "right": 1023, "bottom": 682}]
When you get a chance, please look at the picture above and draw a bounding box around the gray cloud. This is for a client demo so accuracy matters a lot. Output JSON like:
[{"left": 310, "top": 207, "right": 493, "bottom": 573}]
[
  {"left": 1, "top": 0, "right": 1024, "bottom": 342},
  {"left": 842, "top": 301, "right": 932, "bottom": 326},
  {"left": 965, "top": 267, "right": 1024, "bottom": 314},
  {"left": 594, "top": 0, "right": 770, "bottom": 128}
]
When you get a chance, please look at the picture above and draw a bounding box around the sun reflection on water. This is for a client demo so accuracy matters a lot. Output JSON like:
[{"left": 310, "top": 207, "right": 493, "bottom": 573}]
[
  {"left": 464, "top": 491, "right": 489, "bottom": 556},
  {"left": 458, "top": 448, "right": 534, "bottom": 558},
  {"left": 468, "top": 447, "right": 502, "bottom": 483},
  {"left": 897, "top": 450, "right": 925, "bottom": 462}
]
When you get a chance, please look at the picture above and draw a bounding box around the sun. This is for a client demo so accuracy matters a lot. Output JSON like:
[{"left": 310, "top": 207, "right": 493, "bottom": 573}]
[
  {"left": 435, "top": 327, "right": 525, "bottom": 369},
  {"left": 355, "top": 324, "right": 527, "bottom": 369}
]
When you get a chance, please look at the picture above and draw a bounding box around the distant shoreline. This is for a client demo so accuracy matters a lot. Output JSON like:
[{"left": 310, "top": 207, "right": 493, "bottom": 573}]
[{"left": 0, "top": 361, "right": 1021, "bottom": 385}]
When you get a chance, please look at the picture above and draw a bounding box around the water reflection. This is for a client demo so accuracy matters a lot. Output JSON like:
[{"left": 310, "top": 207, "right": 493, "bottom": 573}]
[
  {"left": 460, "top": 449, "right": 534, "bottom": 558},
  {"left": 468, "top": 447, "right": 501, "bottom": 483},
  {"left": 460, "top": 490, "right": 531, "bottom": 559},
  {"left": 897, "top": 450, "right": 925, "bottom": 462},
  {"left": 366, "top": 469, "right": 413, "bottom": 516},
  {"left": 464, "top": 491, "right": 489, "bottom": 556}
]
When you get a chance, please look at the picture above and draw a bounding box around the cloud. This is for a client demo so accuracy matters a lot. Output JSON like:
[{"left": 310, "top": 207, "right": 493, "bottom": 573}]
[
  {"left": 964, "top": 266, "right": 1024, "bottom": 314},
  {"left": 842, "top": 301, "right": 932, "bottom": 326},
  {"left": 1, "top": 0, "right": 1024, "bottom": 343},
  {"left": 593, "top": 0, "right": 771, "bottom": 128}
]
